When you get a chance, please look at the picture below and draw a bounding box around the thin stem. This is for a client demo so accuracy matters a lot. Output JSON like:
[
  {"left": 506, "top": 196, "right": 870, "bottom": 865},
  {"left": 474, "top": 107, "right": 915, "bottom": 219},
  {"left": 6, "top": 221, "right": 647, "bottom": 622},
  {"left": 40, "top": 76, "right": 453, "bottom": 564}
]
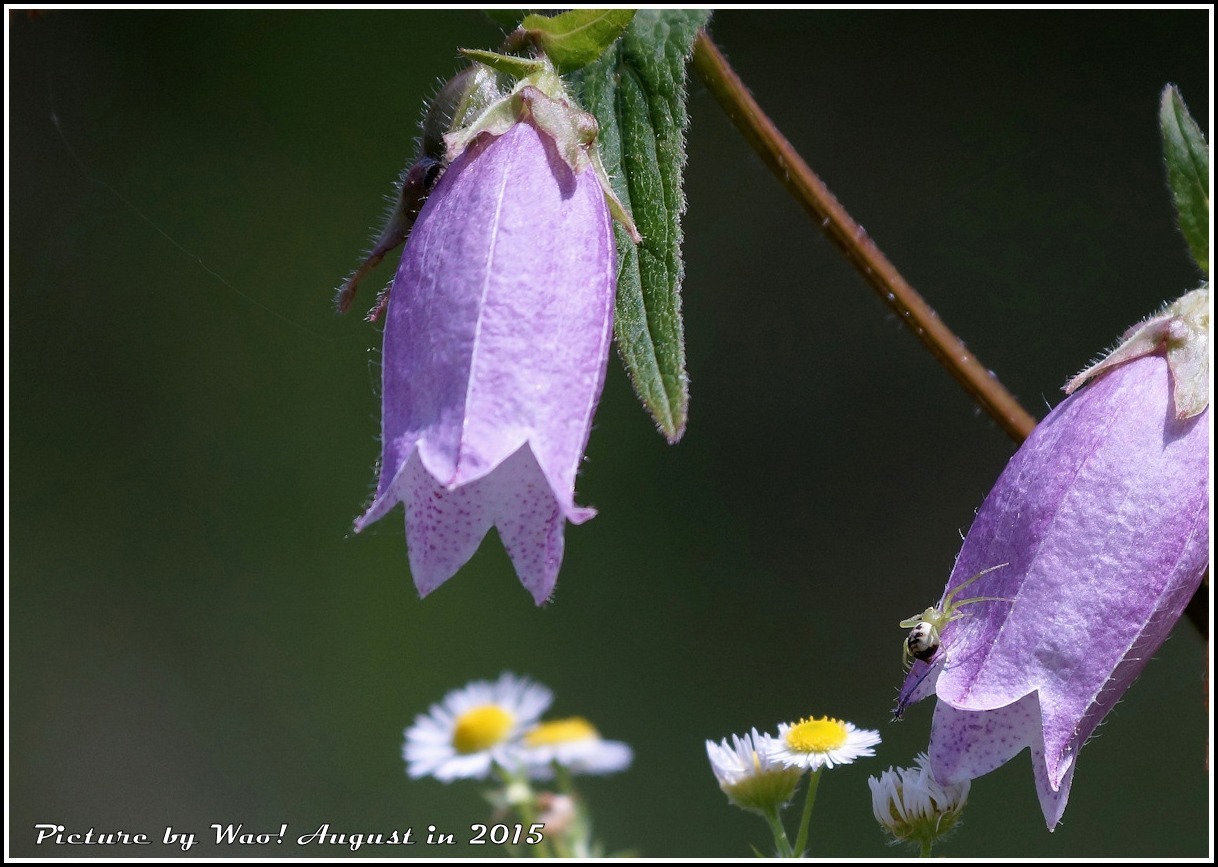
[
  {"left": 549, "top": 763, "right": 578, "bottom": 858},
  {"left": 792, "top": 768, "right": 821, "bottom": 857},
  {"left": 516, "top": 793, "right": 553, "bottom": 859},
  {"left": 692, "top": 32, "right": 1038, "bottom": 444},
  {"left": 1184, "top": 570, "right": 1208, "bottom": 635},
  {"left": 554, "top": 762, "right": 575, "bottom": 795},
  {"left": 494, "top": 768, "right": 553, "bottom": 858},
  {"left": 761, "top": 805, "right": 794, "bottom": 858},
  {"left": 920, "top": 838, "right": 934, "bottom": 858}
]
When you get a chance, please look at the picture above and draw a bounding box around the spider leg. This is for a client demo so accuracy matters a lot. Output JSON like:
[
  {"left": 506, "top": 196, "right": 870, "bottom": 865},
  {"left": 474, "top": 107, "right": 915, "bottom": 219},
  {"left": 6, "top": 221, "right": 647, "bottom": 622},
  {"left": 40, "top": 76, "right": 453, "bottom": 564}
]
[{"left": 941, "top": 563, "right": 1009, "bottom": 610}]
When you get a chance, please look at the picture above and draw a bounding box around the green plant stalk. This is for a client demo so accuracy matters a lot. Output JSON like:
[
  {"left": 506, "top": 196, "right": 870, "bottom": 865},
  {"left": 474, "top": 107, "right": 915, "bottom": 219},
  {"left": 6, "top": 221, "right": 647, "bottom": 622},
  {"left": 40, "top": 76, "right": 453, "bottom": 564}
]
[
  {"left": 494, "top": 769, "right": 553, "bottom": 858},
  {"left": 791, "top": 768, "right": 821, "bottom": 857},
  {"left": 761, "top": 804, "right": 794, "bottom": 858}
]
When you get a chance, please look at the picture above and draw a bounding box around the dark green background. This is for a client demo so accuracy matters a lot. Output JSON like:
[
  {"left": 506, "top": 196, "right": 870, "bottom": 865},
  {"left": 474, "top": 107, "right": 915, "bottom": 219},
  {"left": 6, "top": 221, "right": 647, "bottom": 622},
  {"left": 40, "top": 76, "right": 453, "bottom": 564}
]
[{"left": 9, "top": 10, "right": 1210, "bottom": 858}]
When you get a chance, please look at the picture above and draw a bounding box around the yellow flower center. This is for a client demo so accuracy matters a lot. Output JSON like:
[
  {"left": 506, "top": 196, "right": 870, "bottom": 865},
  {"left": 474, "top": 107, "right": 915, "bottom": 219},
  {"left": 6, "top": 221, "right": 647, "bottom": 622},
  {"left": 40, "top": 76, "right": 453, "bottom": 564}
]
[
  {"left": 452, "top": 705, "right": 514, "bottom": 754},
  {"left": 785, "top": 717, "right": 849, "bottom": 753},
  {"left": 524, "top": 716, "right": 599, "bottom": 746}
]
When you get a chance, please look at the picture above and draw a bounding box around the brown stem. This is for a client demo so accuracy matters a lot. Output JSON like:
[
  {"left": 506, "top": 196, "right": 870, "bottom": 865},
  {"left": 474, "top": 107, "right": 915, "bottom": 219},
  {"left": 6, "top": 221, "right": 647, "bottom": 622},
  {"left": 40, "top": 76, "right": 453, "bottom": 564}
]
[
  {"left": 693, "top": 31, "right": 1208, "bottom": 640},
  {"left": 692, "top": 32, "right": 1038, "bottom": 443},
  {"left": 1183, "top": 570, "right": 1209, "bottom": 636}
]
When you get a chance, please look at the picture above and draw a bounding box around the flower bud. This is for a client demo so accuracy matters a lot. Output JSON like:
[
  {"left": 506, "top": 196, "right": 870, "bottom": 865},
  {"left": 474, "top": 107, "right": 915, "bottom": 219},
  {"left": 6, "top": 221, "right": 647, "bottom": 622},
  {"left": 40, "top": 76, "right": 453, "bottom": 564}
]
[
  {"left": 706, "top": 729, "right": 804, "bottom": 815},
  {"left": 869, "top": 752, "right": 969, "bottom": 851}
]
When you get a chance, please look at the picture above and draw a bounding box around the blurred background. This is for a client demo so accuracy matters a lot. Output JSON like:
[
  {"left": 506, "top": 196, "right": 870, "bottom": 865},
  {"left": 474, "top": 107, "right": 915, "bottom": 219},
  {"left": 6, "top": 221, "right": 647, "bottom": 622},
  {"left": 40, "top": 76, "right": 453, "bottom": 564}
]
[{"left": 9, "top": 9, "right": 1210, "bottom": 858}]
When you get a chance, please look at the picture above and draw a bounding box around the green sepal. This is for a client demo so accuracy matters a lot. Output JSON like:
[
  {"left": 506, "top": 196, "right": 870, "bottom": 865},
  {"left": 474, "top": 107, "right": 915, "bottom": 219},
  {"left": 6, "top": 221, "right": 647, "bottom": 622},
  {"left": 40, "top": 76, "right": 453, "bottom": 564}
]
[
  {"left": 1159, "top": 85, "right": 1209, "bottom": 275},
  {"left": 459, "top": 48, "right": 546, "bottom": 80},
  {"left": 520, "top": 9, "right": 636, "bottom": 73},
  {"left": 570, "top": 10, "right": 710, "bottom": 443},
  {"left": 420, "top": 65, "right": 502, "bottom": 160}
]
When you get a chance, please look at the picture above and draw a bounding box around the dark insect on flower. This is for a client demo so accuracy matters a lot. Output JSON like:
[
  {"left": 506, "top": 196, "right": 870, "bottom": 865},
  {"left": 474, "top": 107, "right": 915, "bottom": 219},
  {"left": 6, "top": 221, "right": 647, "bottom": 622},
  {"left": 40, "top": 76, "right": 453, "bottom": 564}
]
[
  {"left": 898, "top": 564, "right": 1009, "bottom": 670},
  {"left": 334, "top": 155, "right": 447, "bottom": 318},
  {"left": 335, "top": 66, "right": 501, "bottom": 316}
]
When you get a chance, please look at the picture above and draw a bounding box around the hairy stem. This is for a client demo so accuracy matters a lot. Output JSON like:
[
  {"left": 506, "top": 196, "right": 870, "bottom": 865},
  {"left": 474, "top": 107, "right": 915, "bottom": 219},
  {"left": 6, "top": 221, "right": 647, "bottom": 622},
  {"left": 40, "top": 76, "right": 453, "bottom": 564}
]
[{"left": 691, "top": 32, "right": 1038, "bottom": 443}]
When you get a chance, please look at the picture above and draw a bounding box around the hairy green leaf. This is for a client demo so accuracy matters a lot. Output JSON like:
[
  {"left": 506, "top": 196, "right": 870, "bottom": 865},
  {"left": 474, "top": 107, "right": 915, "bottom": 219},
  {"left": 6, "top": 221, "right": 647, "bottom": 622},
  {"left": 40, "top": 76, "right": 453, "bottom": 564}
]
[
  {"left": 1160, "top": 84, "right": 1210, "bottom": 275},
  {"left": 521, "top": 9, "right": 636, "bottom": 73},
  {"left": 571, "top": 10, "right": 710, "bottom": 442}
]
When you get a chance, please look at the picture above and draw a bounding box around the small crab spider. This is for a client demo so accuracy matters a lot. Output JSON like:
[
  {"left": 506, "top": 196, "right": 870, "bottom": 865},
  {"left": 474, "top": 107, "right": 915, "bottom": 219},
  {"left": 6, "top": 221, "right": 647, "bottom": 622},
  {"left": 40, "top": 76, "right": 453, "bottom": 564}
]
[{"left": 900, "top": 563, "right": 1011, "bottom": 670}]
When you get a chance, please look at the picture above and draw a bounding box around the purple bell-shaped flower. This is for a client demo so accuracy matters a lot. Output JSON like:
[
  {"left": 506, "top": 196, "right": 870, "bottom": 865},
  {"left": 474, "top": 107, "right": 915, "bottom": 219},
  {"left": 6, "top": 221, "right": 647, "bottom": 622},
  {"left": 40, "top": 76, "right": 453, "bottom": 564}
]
[
  {"left": 895, "top": 288, "right": 1209, "bottom": 828},
  {"left": 355, "top": 73, "right": 631, "bottom": 605}
]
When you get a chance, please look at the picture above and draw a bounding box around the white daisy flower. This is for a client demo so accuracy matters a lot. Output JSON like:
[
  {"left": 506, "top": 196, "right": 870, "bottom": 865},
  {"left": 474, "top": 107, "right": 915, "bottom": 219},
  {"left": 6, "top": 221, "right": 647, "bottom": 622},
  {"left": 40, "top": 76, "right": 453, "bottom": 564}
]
[
  {"left": 765, "top": 716, "right": 881, "bottom": 772},
  {"left": 403, "top": 672, "right": 552, "bottom": 782},
  {"left": 869, "top": 752, "right": 969, "bottom": 851},
  {"left": 706, "top": 728, "right": 803, "bottom": 814},
  {"left": 518, "top": 716, "right": 633, "bottom": 778}
]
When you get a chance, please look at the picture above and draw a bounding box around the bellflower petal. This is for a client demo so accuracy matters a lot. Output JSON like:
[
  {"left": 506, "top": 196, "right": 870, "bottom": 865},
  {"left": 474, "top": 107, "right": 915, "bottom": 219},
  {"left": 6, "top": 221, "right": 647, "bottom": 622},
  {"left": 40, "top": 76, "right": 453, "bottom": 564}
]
[
  {"left": 355, "top": 118, "right": 616, "bottom": 605},
  {"left": 897, "top": 352, "right": 1208, "bottom": 828}
]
